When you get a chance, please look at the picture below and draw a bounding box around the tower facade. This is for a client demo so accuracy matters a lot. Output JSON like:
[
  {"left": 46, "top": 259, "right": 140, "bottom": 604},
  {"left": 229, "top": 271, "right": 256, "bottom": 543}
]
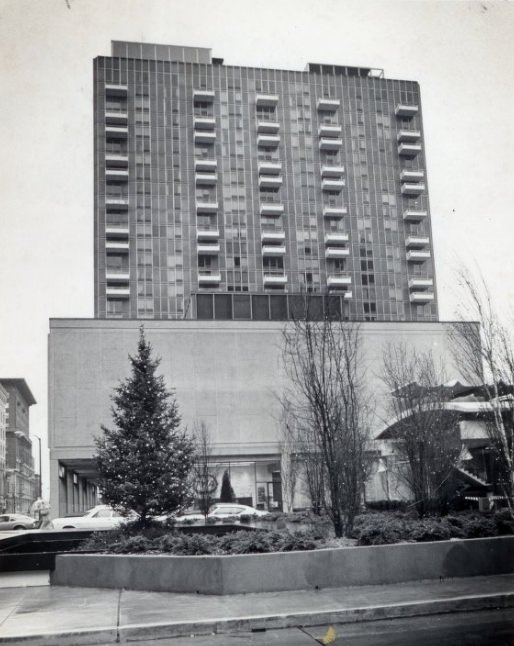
[{"left": 94, "top": 41, "right": 437, "bottom": 322}]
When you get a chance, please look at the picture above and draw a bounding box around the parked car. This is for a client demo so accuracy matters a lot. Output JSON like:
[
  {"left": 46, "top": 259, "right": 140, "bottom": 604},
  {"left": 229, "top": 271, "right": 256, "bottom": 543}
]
[
  {"left": 0, "top": 513, "right": 38, "bottom": 531},
  {"left": 52, "top": 505, "right": 135, "bottom": 530},
  {"left": 174, "top": 503, "right": 269, "bottom": 522}
]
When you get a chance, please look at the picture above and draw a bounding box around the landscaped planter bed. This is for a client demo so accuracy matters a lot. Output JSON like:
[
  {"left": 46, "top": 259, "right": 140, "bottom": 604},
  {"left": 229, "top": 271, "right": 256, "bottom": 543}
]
[{"left": 52, "top": 535, "right": 514, "bottom": 595}]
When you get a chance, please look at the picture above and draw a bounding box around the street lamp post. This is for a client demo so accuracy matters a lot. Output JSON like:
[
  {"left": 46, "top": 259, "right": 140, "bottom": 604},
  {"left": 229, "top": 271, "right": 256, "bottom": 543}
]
[{"left": 32, "top": 434, "right": 42, "bottom": 499}]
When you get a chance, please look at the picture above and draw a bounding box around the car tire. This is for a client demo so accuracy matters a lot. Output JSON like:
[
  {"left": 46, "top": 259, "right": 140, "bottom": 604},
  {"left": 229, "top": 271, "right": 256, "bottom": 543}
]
[
  {"left": 13, "top": 525, "right": 25, "bottom": 530},
  {"left": 62, "top": 525, "right": 76, "bottom": 529}
]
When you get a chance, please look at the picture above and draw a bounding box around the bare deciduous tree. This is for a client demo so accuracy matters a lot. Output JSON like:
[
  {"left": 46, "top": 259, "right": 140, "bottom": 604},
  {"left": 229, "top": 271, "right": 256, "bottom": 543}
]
[
  {"left": 449, "top": 271, "right": 514, "bottom": 511},
  {"left": 282, "top": 315, "right": 372, "bottom": 538},
  {"left": 192, "top": 421, "right": 218, "bottom": 519},
  {"left": 382, "top": 344, "right": 461, "bottom": 517},
  {"left": 277, "top": 397, "right": 325, "bottom": 514}
]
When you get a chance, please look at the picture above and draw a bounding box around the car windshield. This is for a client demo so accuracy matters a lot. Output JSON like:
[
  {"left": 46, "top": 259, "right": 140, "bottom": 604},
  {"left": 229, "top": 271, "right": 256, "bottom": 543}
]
[{"left": 81, "top": 508, "right": 97, "bottom": 516}]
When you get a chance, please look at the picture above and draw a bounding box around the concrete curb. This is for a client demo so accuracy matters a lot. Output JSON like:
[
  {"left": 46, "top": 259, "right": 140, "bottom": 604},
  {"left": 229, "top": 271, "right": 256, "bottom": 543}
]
[{"left": 1, "top": 591, "right": 513, "bottom": 646}]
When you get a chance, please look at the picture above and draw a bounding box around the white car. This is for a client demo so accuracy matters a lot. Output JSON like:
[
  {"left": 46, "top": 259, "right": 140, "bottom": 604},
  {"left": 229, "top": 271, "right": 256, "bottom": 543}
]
[
  {"left": 175, "top": 503, "right": 270, "bottom": 522},
  {"left": 52, "top": 505, "right": 135, "bottom": 530}
]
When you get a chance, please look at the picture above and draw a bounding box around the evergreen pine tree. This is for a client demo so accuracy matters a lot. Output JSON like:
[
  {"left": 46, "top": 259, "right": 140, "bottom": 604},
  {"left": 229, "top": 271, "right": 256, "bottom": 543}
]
[
  {"left": 219, "top": 469, "right": 236, "bottom": 503},
  {"left": 94, "top": 327, "right": 195, "bottom": 526}
]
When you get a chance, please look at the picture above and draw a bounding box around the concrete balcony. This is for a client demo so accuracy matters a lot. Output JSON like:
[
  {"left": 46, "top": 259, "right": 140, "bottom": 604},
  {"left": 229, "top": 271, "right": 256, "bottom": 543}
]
[
  {"left": 194, "top": 131, "right": 216, "bottom": 144},
  {"left": 317, "top": 98, "right": 340, "bottom": 111},
  {"left": 397, "top": 129, "right": 421, "bottom": 142},
  {"left": 105, "top": 272, "right": 130, "bottom": 283},
  {"left": 194, "top": 117, "right": 216, "bottom": 130},
  {"left": 323, "top": 206, "right": 347, "bottom": 218},
  {"left": 406, "top": 236, "right": 430, "bottom": 248},
  {"left": 398, "top": 143, "right": 422, "bottom": 157},
  {"left": 105, "top": 197, "right": 129, "bottom": 209},
  {"left": 193, "top": 117, "right": 216, "bottom": 130},
  {"left": 195, "top": 158, "right": 217, "bottom": 172},
  {"left": 105, "top": 154, "right": 129, "bottom": 167},
  {"left": 105, "top": 84, "right": 128, "bottom": 95},
  {"left": 263, "top": 273, "right": 287, "bottom": 285},
  {"left": 195, "top": 173, "right": 217, "bottom": 185},
  {"left": 257, "top": 134, "right": 280, "bottom": 148},
  {"left": 401, "top": 182, "right": 425, "bottom": 196},
  {"left": 403, "top": 209, "right": 428, "bottom": 222},
  {"left": 260, "top": 203, "right": 284, "bottom": 216},
  {"left": 259, "top": 176, "right": 283, "bottom": 189},
  {"left": 262, "top": 245, "right": 286, "bottom": 256},
  {"left": 256, "top": 94, "right": 279, "bottom": 107},
  {"left": 318, "top": 124, "right": 342, "bottom": 138},
  {"left": 257, "top": 121, "right": 280, "bottom": 134},
  {"left": 261, "top": 230, "right": 286, "bottom": 243},
  {"left": 326, "top": 247, "right": 350, "bottom": 258},
  {"left": 400, "top": 170, "right": 425, "bottom": 183},
  {"left": 105, "top": 126, "right": 128, "bottom": 138},
  {"left": 198, "top": 271, "right": 221, "bottom": 284},
  {"left": 259, "top": 161, "right": 282, "bottom": 175},
  {"left": 105, "top": 241, "right": 129, "bottom": 253},
  {"left": 196, "top": 201, "right": 218, "bottom": 213},
  {"left": 407, "top": 250, "right": 431, "bottom": 262},
  {"left": 106, "top": 286, "right": 130, "bottom": 298},
  {"left": 410, "top": 292, "right": 435, "bottom": 304},
  {"left": 105, "top": 226, "right": 129, "bottom": 238},
  {"left": 327, "top": 274, "right": 352, "bottom": 287},
  {"left": 322, "top": 179, "right": 345, "bottom": 192},
  {"left": 408, "top": 278, "right": 434, "bottom": 290},
  {"left": 105, "top": 111, "right": 128, "bottom": 125},
  {"left": 197, "top": 243, "right": 220, "bottom": 255},
  {"left": 319, "top": 137, "right": 343, "bottom": 150},
  {"left": 325, "top": 232, "right": 349, "bottom": 245},
  {"left": 196, "top": 228, "right": 220, "bottom": 241},
  {"left": 321, "top": 165, "right": 345, "bottom": 178},
  {"left": 105, "top": 169, "right": 129, "bottom": 181},
  {"left": 193, "top": 89, "right": 215, "bottom": 102},
  {"left": 395, "top": 104, "right": 419, "bottom": 118}
]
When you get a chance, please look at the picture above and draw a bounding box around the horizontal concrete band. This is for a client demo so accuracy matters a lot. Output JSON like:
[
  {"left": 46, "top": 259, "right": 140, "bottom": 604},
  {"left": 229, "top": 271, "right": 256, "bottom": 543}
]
[{"left": 52, "top": 536, "right": 514, "bottom": 594}]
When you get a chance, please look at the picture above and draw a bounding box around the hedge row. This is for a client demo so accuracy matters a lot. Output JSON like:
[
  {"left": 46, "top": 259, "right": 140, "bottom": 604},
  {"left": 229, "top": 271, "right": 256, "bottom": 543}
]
[
  {"left": 81, "top": 528, "right": 321, "bottom": 555},
  {"left": 79, "top": 510, "right": 514, "bottom": 555},
  {"left": 353, "top": 510, "right": 514, "bottom": 545}
]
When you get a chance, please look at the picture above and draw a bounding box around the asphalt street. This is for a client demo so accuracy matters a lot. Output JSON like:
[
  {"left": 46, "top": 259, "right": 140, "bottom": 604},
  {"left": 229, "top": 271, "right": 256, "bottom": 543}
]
[{"left": 90, "top": 609, "right": 514, "bottom": 646}]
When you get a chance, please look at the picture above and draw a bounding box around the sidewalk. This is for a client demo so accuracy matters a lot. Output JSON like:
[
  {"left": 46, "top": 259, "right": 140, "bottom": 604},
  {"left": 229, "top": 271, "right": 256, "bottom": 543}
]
[{"left": 0, "top": 574, "right": 513, "bottom": 645}]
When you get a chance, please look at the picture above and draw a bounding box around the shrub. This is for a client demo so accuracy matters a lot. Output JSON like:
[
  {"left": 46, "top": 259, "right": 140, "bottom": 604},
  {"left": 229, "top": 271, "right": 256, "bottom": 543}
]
[
  {"left": 218, "top": 530, "right": 274, "bottom": 554},
  {"left": 409, "top": 519, "right": 452, "bottom": 543},
  {"left": 494, "top": 509, "right": 514, "bottom": 535},
  {"left": 460, "top": 515, "right": 498, "bottom": 538},
  {"left": 170, "top": 533, "right": 215, "bottom": 555},
  {"left": 112, "top": 535, "right": 154, "bottom": 553},
  {"left": 277, "top": 530, "right": 318, "bottom": 552},
  {"left": 154, "top": 534, "right": 182, "bottom": 553}
]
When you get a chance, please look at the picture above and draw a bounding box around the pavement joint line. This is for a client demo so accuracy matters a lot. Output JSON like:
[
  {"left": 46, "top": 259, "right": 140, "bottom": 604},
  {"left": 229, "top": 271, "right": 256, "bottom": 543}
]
[
  {"left": 0, "top": 590, "right": 27, "bottom": 630},
  {"left": 116, "top": 588, "right": 122, "bottom": 643}
]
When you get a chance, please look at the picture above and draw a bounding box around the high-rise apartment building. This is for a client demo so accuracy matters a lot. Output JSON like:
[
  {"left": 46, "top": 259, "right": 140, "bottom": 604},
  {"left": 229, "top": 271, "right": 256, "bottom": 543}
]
[{"left": 94, "top": 41, "right": 438, "bottom": 323}]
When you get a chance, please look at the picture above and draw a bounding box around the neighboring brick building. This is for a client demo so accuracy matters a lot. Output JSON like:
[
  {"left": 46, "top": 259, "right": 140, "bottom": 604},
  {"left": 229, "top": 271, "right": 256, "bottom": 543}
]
[{"left": 0, "top": 379, "right": 37, "bottom": 513}]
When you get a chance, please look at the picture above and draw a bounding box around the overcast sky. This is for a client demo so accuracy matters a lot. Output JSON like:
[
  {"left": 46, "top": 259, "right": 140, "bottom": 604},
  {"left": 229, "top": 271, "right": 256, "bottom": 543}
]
[{"left": 1, "top": 0, "right": 513, "bottom": 497}]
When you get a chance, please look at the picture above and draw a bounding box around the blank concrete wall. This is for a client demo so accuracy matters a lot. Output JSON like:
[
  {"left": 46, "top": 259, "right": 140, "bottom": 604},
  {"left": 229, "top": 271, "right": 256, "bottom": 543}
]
[{"left": 52, "top": 536, "right": 514, "bottom": 594}]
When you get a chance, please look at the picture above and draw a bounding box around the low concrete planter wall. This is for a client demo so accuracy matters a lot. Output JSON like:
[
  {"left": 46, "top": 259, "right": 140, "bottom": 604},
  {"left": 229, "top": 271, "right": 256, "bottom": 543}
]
[{"left": 51, "top": 536, "right": 514, "bottom": 595}]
